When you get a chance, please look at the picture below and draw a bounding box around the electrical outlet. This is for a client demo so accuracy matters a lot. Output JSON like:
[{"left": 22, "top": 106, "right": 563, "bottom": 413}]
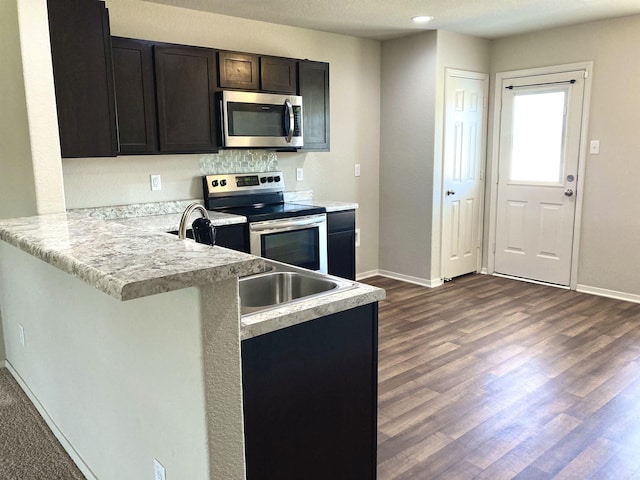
[
  {"left": 355, "top": 228, "right": 360, "bottom": 247},
  {"left": 150, "top": 174, "right": 162, "bottom": 191},
  {"left": 296, "top": 167, "right": 304, "bottom": 181},
  {"left": 154, "top": 459, "right": 166, "bottom": 480},
  {"left": 354, "top": 164, "right": 361, "bottom": 177},
  {"left": 589, "top": 140, "right": 600, "bottom": 154},
  {"left": 18, "top": 324, "right": 25, "bottom": 347}
]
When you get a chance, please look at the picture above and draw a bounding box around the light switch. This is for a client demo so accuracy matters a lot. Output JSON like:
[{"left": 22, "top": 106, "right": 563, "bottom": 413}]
[{"left": 589, "top": 140, "right": 600, "bottom": 154}]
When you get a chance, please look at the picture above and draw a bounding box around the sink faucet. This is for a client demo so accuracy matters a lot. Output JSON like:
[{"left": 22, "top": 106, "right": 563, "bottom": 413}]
[{"left": 178, "top": 203, "right": 210, "bottom": 239}]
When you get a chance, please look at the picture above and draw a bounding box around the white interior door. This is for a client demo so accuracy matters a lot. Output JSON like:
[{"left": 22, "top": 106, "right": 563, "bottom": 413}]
[
  {"left": 495, "top": 71, "right": 586, "bottom": 286},
  {"left": 441, "top": 70, "right": 488, "bottom": 280}
]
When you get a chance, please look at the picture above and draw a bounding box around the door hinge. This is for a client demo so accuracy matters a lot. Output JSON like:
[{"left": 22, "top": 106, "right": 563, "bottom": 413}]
[
  {"left": 583, "top": 70, "right": 589, "bottom": 79},
  {"left": 492, "top": 243, "right": 496, "bottom": 254}
]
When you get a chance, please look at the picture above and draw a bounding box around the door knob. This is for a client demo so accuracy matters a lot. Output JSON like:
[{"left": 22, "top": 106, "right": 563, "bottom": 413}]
[
  {"left": 564, "top": 189, "right": 574, "bottom": 197},
  {"left": 446, "top": 190, "right": 456, "bottom": 196}
]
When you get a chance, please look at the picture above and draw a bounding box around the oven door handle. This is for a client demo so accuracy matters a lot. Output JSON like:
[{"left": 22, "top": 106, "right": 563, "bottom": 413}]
[
  {"left": 250, "top": 216, "right": 324, "bottom": 232},
  {"left": 284, "top": 99, "right": 294, "bottom": 143}
]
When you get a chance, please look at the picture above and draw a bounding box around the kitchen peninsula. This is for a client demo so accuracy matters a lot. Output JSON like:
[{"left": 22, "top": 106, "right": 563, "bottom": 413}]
[{"left": 0, "top": 204, "right": 384, "bottom": 480}]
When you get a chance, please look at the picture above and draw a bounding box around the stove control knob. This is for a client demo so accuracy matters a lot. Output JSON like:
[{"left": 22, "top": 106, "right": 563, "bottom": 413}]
[
  {"left": 267, "top": 176, "right": 274, "bottom": 183},
  {"left": 220, "top": 179, "right": 227, "bottom": 187},
  {"left": 274, "top": 175, "right": 281, "bottom": 182},
  {"left": 260, "top": 177, "right": 267, "bottom": 183},
  {"left": 211, "top": 180, "right": 219, "bottom": 187}
]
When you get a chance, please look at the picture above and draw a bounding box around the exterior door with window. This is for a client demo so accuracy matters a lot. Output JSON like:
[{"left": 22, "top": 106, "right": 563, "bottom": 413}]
[{"left": 495, "top": 71, "right": 586, "bottom": 286}]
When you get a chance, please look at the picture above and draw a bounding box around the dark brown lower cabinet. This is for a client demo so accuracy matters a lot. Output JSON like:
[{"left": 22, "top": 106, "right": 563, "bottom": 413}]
[
  {"left": 328, "top": 210, "right": 356, "bottom": 280},
  {"left": 242, "top": 303, "right": 378, "bottom": 480},
  {"left": 215, "top": 223, "right": 249, "bottom": 252}
]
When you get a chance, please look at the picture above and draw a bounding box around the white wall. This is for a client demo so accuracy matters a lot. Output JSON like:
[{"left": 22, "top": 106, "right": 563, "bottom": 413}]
[
  {"left": 379, "top": 30, "right": 490, "bottom": 285},
  {"left": 1, "top": 241, "right": 248, "bottom": 479},
  {"left": 0, "top": 0, "right": 68, "bottom": 362},
  {"left": 0, "top": 0, "right": 38, "bottom": 220},
  {"left": 379, "top": 31, "right": 438, "bottom": 282},
  {"left": 489, "top": 14, "right": 640, "bottom": 296},
  {"left": 61, "top": 0, "right": 381, "bottom": 275},
  {"left": 0, "top": 243, "right": 211, "bottom": 479}
]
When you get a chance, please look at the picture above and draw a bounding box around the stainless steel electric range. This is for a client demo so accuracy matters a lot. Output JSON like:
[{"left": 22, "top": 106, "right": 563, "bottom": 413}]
[{"left": 203, "top": 172, "right": 328, "bottom": 273}]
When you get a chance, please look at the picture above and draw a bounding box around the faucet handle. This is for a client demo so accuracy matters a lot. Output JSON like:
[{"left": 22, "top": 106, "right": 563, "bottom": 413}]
[{"left": 192, "top": 217, "right": 216, "bottom": 246}]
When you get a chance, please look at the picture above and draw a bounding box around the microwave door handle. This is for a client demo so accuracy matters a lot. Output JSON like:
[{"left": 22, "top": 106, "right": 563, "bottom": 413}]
[{"left": 284, "top": 99, "right": 294, "bottom": 143}]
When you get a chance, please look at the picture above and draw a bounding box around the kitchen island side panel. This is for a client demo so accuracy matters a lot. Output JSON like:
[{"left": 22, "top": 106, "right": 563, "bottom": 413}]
[{"left": 0, "top": 242, "right": 212, "bottom": 479}]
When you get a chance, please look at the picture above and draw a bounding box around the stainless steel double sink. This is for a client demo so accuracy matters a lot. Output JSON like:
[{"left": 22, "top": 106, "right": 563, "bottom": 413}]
[{"left": 239, "top": 260, "right": 355, "bottom": 316}]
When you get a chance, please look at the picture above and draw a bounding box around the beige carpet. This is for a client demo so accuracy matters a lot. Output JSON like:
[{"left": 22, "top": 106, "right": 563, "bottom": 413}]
[{"left": 0, "top": 368, "right": 86, "bottom": 480}]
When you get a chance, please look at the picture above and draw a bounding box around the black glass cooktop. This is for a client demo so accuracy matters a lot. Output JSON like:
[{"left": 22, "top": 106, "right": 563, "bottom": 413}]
[{"left": 220, "top": 203, "right": 326, "bottom": 222}]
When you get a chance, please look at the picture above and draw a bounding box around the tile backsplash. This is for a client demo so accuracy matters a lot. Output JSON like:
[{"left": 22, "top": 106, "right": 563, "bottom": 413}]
[{"left": 200, "top": 150, "right": 279, "bottom": 175}]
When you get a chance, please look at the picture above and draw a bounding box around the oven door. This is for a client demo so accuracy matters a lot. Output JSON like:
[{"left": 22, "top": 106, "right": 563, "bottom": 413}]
[{"left": 249, "top": 214, "right": 327, "bottom": 273}]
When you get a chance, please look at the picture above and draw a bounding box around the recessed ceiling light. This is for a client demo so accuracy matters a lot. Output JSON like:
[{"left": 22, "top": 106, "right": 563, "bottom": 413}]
[{"left": 411, "top": 15, "right": 434, "bottom": 24}]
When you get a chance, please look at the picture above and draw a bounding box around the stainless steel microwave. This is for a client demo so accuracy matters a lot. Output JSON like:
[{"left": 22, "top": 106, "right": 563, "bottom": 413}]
[{"left": 219, "top": 91, "right": 304, "bottom": 148}]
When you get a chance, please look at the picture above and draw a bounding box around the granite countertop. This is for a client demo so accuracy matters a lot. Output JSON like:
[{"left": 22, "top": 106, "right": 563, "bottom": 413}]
[
  {"left": 308, "top": 200, "right": 359, "bottom": 212},
  {"left": 0, "top": 212, "right": 263, "bottom": 301},
  {"left": 110, "top": 210, "right": 245, "bottom": 232},
  {"left": 0, "top": 199, "right": 383, "bottom": 337},
  {"left": 241, "top": 279, "right": 382, "bottom": 340}
]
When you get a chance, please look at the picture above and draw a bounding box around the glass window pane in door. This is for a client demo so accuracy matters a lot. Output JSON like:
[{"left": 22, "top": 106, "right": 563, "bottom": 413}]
[{"left": 510, "top": 91, "right": 566, "bottom": 183}]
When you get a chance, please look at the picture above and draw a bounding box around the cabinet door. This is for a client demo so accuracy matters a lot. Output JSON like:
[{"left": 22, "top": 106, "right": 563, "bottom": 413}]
[
  {"left": 111, "top": 37, "right": 157, "bottom": 154},
  {"left": 47, "top": 0, "right": 117, "bottom": 158},
  {"left": 242, "top": 303, "right": 378, "bottom": 480},
  {"left": 328, "top": 231, "right": 356, "bottom": 280},
  {"left": 218, "top": 51, "right": 259, "bottom": 90},
  {"left": 215, "top": 224, "right": 249, "bottom": 253},
  {"left": 298, "top": 61, "right": 330, "bottom": 151},
  {"left": 328, "top": 210, "right": 356, "bottom": 280},
  {"left": 154, "top": 45, "right": 218, "bottom": 153},
  {"left": 260, "top": 57, "right": 297, "bottom": 94}
]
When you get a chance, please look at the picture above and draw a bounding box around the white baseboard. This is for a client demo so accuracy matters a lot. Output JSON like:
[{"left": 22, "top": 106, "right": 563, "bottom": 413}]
[
  {"left": 355, "top": 270, "right": 380, "bottom": 281},
  {"left": 480, "top": 268, "right": 488, "bottom": 275},
  {"left": 576, "top": 284, "right": 640, "bottom": 304},
  {"left": 377, "top": 269, "right": 443, "bottom": 288},
  {"left": 5, "top": 362, "right": 98, "bottom": 480}
]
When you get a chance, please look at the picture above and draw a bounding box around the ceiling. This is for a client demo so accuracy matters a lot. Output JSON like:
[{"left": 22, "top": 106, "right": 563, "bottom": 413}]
[{"left": 146, "top": 0, "right": 640, "bottom": 40}]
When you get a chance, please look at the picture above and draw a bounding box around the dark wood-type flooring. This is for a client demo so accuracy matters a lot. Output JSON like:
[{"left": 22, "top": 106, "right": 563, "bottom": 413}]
[{"left": 364, "top": 274, "right": 640, "bottom": 480}]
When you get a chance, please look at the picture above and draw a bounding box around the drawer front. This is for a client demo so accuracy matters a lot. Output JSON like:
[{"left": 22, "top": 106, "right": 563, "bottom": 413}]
[{"left": 327, "top": 210, "right": 355, "bottom": 234}]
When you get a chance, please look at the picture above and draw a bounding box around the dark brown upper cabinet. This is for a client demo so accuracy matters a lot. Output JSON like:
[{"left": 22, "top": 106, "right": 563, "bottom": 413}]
[
  {"left": 298, "top": 61, "right": 330, "bottom": 151},
  {"left": 111, "top": 37, "right": 158, "bottom": 154},
  {"left": 47, "top": 0, "right": 117, "bottom": 158},
  {"left": 154, "top": 45, "right": 219, "bottom": 153},
  {"left": 260, "top": 57, "right": 297, "bottom": 94},
  {"left": 218, "top": 51, "right": 259, "bottom": 90}
]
